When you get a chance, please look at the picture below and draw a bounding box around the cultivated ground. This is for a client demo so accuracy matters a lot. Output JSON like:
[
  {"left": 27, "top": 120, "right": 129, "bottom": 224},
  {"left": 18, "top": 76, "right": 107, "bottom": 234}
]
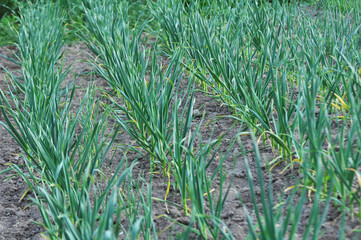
[
  {"left": 1, "top": 0, "right": 361, "bottom": 238},
  {"left": 1, "top": 37, "right": 360, "bottom": 239}
]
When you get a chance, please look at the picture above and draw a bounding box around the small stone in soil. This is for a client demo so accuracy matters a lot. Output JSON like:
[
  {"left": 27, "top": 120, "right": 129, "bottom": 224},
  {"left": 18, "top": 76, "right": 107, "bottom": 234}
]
[
  {"left": 178, "top": 217, "right": 190, "bottom": 225},
  {"left": 168, "top": 208, "right": 182, "bottom": 218},
  {"left": 221, "top": 210, "right": 234, "bottom": 219}
]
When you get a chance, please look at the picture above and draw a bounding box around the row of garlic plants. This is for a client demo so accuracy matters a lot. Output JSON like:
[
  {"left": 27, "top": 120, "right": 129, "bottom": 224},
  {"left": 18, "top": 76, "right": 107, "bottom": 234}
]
[
  {"left": 0, "top": 0, "right": 238, "bottom": 239},
  {"left": 80, "top": 0, "right": 235, "bottom": 238},
  {"left": 0, "top": 1, "right": 154, "bottom": 239},
  {"left": 151, "top": 0, "right": 361, "bottom": 238},
  {"left": 1, "top": 0, "right": 360, "bottom": 238}
]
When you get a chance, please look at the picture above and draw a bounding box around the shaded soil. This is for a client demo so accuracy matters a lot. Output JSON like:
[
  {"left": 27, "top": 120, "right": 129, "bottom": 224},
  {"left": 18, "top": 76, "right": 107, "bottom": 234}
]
[{"left": 0, "top": 43, "right": 360, "bottom": 240}]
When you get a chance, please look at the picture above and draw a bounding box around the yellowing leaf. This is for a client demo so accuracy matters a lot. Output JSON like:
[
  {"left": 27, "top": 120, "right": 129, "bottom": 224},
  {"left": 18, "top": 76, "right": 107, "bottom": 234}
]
[
  {"left": 164, "top": 165, "right": 171, "bottom": 214},
  {"left": 334, "top": 93, "right": 349, "bottom": 111},
  {"left": 40, "top": 233, "right": 51, "bottom": 240},
  {"left": 284, "top": 185, "right": 301, "bottom": 193},
  {"left": 269, "top": 161, "right": 281, "bottom": 171},
  {"left": 346, "top": 168, "right": 361, "bottom": 188},
  {"left": 331, "top": 103, "right": 341, "bottom": 110}
]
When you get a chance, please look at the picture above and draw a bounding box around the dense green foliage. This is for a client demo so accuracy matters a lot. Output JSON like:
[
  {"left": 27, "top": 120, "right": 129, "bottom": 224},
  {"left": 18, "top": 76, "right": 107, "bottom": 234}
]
[{"left": 0, "top": 0, "right": 361, "bottom": 239}]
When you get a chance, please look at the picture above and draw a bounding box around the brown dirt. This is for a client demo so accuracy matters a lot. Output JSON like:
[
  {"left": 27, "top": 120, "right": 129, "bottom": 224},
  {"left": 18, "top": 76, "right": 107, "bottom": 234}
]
[{"left": 1, "top": 43, "right": 360, "bottom": 240}]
